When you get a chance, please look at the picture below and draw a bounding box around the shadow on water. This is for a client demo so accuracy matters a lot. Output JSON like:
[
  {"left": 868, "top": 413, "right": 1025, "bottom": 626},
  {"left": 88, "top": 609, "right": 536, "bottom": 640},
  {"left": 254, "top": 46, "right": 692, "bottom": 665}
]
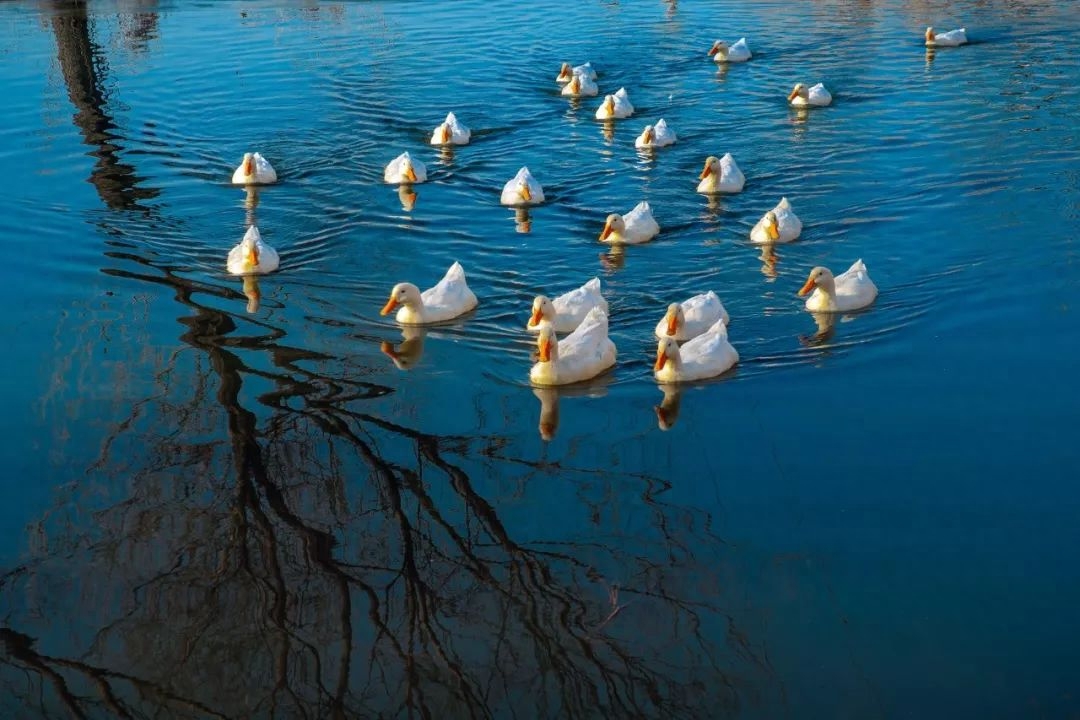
[{"left": 0, "top": 5, "right": 778, "bottom": 717}]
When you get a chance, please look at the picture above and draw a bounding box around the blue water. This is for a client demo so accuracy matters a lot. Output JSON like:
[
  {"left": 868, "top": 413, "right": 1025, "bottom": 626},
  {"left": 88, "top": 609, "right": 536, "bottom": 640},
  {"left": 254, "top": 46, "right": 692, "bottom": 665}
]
[{"left": 1, "top": 0, "right": 1079, "bottom": 717}]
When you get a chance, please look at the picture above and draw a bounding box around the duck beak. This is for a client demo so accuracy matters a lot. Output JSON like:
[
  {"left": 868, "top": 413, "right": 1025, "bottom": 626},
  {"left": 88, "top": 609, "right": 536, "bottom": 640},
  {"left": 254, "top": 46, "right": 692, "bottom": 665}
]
[
  {"left": 766, "top": 220, "right": 780, "bottom": 241},
  {"left": 666, "top": 314, "right": 678, "bottom": 336},
  {"left": 699, "top": 161, "right": 713, "bottom": 179},
  {"left": 707, "top": 43, "right": 719, "bottom": 57},
  {"left": 520, "top": 184, "right": 531, "bottom": 202},
  {"left": 787, "top": 87, "right": 800, "bottom": 102},
  {"left": 380, "top": 296, "right": 399, "bottom": 316},
  {"left": 570, "top": 77, "right": 580, "bottom": 94},
  {"left": 440, "top": 124, "right": 451, "bottom": 144},
  {"left": 654, "top": 350, "right": 669, "bottom": 371},
  {"left": 404, "top": 165, "right": 417, "bottom": 182},
  {"left": 246, "top": 245, "right": 259, "bottom": 267},
  {"left": 557, "top": 64, "right": 571, "bottom": 81},
  {"left": 599, "top": 218, "right": 614, "bottom": 241},
  {"left": 539, "top": 336, "right": 552, "bottom": 362},
  {"left": 380, "top": 341, "right": 399, "bottom": 361},
  {"left": 529, "top": 306, "right": 543, "bottom": 326},
  {"left": 604, "top": 97, "right": 615, "bottom": 115},
  {"left": 797, "top": 277, "right": 816, "bottom": 297},
  {"left": 643, "top": 128, "right": 654, "bottom": 144},
  {"left": 244, "top": 156, "right": 254, "bottom": 176}
]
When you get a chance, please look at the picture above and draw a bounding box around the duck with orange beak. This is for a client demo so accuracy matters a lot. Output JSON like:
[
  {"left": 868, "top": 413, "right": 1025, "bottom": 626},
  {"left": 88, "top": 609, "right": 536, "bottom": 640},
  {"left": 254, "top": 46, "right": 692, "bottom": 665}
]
[
  {"left": 696, "top": 153, "right": 745, "bottom": 194},
  {"left": 707, "top": 37, "right": 752, "bottom": 63},
  {"left": 750, "top": 197, "right": 802, "bottom": 244},
  {"left": 231, "top": 152, "right": 278, "bottom": 185},
  {"left": 379, "top": 261, "right": 477, "bottom": 325},
  {"left": 227, "top": 225, "right": 279, "bottom": 276},
  {"left": 560, "top": 71, "right": 599, "bottom": 98},
  {"left": 429, "top": 112, "right": 471, "bottom": 146},
  {"left": 556, "top": 61, "right": 596, "bottom": 84},
  {"left": 528, "top": 307, "right": 617, "bottom": 386},
  {"left": 500, "top": 167, "right": 544, "bottom": 206},
  {"left": 634, "top": 118, "right": 677, "bottom": 149},
  {"left": 796, "top": 260, "right": 878, "bottom": 312},
  {"left": 654, "top": 291, "right": 729, "bottom": 342},
  {"left": 598, "top": 201, "right": 659, "bottom": 245},
  {"left": 526, "top": 277, "right": 608, "bottom": 334},
  {"left": 654, "top": 319, "right": 738, "bottom": 383},
  {"left": 384, "top": 151, "right": 428, "bottom": 185},
  {"left": 924, "top": 26, "right": 967, "bottom": 47},
  {"left": 787, "top": 82, "right": 832, "bottom": 107},
  {"left": 594, "top": 87, "right": 634, "bottom": 120}
]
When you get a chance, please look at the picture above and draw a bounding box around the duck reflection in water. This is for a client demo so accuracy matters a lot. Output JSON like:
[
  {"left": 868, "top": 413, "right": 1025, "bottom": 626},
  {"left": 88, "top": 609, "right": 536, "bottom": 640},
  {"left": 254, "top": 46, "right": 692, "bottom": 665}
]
[
  {"left": 759, "top": 243, "right": 778, "bottom": 280},
  {"left": 514, "top": 207, "right": 532, "bottom": 234},
  {"left": 599, "top": 243, "right": 626, "bottom": 271},
  {"left": 600, "top": 119, "right": 616, "bottom": 143},
  {"left": 800, "top": 311, "right": 837, "bottom": 346},
  {"left": 655, "top": 385, "right": 683, "bottom": 431},
  {"left": 531, "top": 374, "right": 612, "bottom": 441},
  {"left": 925, "top": 47, "right": 936, "bottom": 70},
  {"left": 244, "top": 186, "right": 260, "bottom": 226},
  {"left": 438, "top": 144, "right": 455, "bottom": 165},
  {"left": 381, "top": 326, "right": 427, "bottom": 370},
  {"left": 242, "top": 275, "right": 261, "bottom": 314},
  {"left": 399, "top": 185, "right": 417, "bottom": 212}
]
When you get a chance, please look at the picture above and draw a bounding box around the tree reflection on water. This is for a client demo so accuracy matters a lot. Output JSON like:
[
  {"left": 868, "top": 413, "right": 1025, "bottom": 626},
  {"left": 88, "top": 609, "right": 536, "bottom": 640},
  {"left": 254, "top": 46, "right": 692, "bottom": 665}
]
[{"left": 0, "top": 2, "right": 777, "bottom": 718}]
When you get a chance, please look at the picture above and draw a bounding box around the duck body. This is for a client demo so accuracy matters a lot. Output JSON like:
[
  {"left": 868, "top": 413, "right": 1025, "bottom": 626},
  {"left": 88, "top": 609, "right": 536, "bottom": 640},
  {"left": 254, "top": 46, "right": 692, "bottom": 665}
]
[
  {"left": 709, "top": 37, "right": 752, "bottom": 63},
  {"left": 527, "top": 277, "right": 608, "bottom": 334},
  {"left": 599, "top": 201, "right": 659, "bottom": 245},
  {"left": 595, "top": 88, "right": 634, "bottom": 120},
  {"left": 561, "top": 72, "right": 599, "bottom": 97},
  {"left": 798, "top": 259, "right": 878, "bottom": 312},
  {"left": 501, "top": 166, "right": 545, "bottom": 206},
  {"left": 788, "top": 83, "right": 832, "bottom": 107},
  {"left": 696, "top": 153, "right": 744, "bottom": 194},
  {"left": 926, "top": 27, "right": 967, "bottom": 47},
  {"left": 556, "top": 62, "right": 596, "bottom": 83},
  {"left": 384, "top": 151, "right": 427, "bottom": 184},
  {"left": 654, "top": 320, "right": 738, "bottom": 383},
  {"left": 231, "top": 152, "right": 277, "bottom": 185},
  {"left": 750, "top": 197, "right": 802, "bottom": 243},
  {"left": 380, "top": 261, "right": 478, "bottom": 325},
  {"left": 529, "top": 308, "right": 617, "bottom": 386},
  {"left": 654, "top": 291, "right": 729, "bottom": 341},
  {"left": 635, "top": 119, "right": 677, "bottom": 149},
  {"left": 430, "top": 112, "right": 471, "bottom": 145},
  {"left": 227, "top": 225, "right": 280, "bottom": 275}
]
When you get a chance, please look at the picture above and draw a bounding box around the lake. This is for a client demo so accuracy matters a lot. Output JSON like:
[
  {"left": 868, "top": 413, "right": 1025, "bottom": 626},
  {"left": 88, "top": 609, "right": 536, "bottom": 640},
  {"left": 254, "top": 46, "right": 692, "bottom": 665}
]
[{"left": 1, "top": 0, "right": 1079, "bottom": 717}]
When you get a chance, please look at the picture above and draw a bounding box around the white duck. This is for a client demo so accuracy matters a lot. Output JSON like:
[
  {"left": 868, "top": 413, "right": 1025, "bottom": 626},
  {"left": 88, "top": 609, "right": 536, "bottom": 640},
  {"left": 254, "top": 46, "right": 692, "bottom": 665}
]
[
  {"left": 696, "top": 153, "right": 745, "bottom": 194},
  {"left": 654, "top": 291, "right": 729, "bottom": 341},
  {"left": 634, "top": 119, "right": 677, "bottom": 149},
  {"left": 708, "top": 38, "right": 752, "bottom": 63},
  {"left": 529, "top": 307, "right": 617, "bottom": 386},
  {"left": 231, "top": 152, "right": 277, "bottom": 185},
  {"left": 379, "top": 261, "right": 478, "bottom": 324},
  {"left": 654, "top": 320, "right": 738, "bottom": 383},
  {"left": 750, "top": 197, "right": 802, "bottom": 244},
  {"left": 527, "top": 277, "right": 608, "bottom": 334},
  {"left": 797, "top": 260, "right": 878, "bottom": 312},
  {"left": 384, "top": 151, "right": 427, "bottom": 184},
  {"left": 599, "top": 201, "right": 659, "bottom": 245},
  {"left": 500, "top": 167, "right": 544, "bottom": 206},
  {"left": 788, "top": 82, "right": 832, "bottom": 107},
  {"left": 925, "top": 26, "right": 967, "bottom": 47},
  {"left": 429, "top": 112, "right": 471, "bottom": 145},
  {"left": 556, "top": 62, "right": 597, "bottom": 83},
  {"left": 594, "top": 88, "right": 634, "bottom": 120},
  {"left": 227, "top": 225, "right": 279, "bottom": 275},
  {"left": 560, "top": 72, "right": 599, "bottom": 97}
]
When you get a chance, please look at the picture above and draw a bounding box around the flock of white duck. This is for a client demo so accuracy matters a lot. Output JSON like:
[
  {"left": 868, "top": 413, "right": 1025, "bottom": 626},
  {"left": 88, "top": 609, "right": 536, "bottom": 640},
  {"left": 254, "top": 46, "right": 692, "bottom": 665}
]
[{"left": 225, "top": 26, "right": 968, "bottom": 387}]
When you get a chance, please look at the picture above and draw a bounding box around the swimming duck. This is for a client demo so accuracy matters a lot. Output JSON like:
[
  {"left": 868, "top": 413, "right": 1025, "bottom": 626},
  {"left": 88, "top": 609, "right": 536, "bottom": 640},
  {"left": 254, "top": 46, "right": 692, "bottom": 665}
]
[
  {"left": 429, "top": 112, "right": 471, "bottom": 145},
  {"left": 696, "top": 153, "right": 745, "bottom": 194},
  {"left": 529, "top": 307, "right": 617, "bottom": 386},
  {"left": 231, "top": 152, "right": 277, "bottom": 185},
  {"left": 797, "top": 259, "right": 878, "bottom": 312},
  {"left": 599, "top": 201, "right": 660, "bottom": 244},
  {"left": 654, "top": 291, "right": 729, "bottom": 341},
  {"left": 561, "top": 72, "right": 599, "bottom": 97},
  {"left": 788, "top": 83, "right": 832, "bottom": 107},
  {"left": 654, "top": 319, "right": 738, "bottom": 383},
  {"left": 595, "top": 88, "right": 634, "bottom": 120},
  {"left": 634, "top": 119, "right": 677, "bottom": 148},
  {"left": 750, "top": 197, "right": 802, "bottom": 243},
  {"left": 925, "top": 26, "right": 967, "bottom": 47},
  {"left": 501, "top": 166, "right": 545, "bottom": 206},
  {"left": 379, "top": 261, "right": 478, "bottom": 324},
  {"left": 384, "top": 152, "right": 427, "bottom": 184},
  {"left": 527, "top": 277, "right": 609, "bottom": 334},
  {"left": 227, "top": 225, "right": 279, "bottom": 275},
  {"left": 708, "top": 38, "right": 752, "bottom": 63},
  {"left": 556, "top": 62, "right": 597, "bottom": 83}
]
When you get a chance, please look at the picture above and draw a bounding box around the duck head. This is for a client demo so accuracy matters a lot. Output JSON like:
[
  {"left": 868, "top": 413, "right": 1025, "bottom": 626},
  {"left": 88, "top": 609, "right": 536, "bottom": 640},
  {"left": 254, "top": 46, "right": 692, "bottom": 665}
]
[
  {"left": 763, "top": 211, "right": 780, "bottom": 241},
  {"left": 437, "top": 122, "right": 452, "bottom": 144},
  {"left": 568, "top": 74, "right": 582, "bottom": 96},
  {"left": 924, "top": 27, "right": 936, "bottom": 44},
  {"left": 787, "top": 83, "right": 808, "bottom": 102},
  {"left": 797, "top": 266, "right": 836, "bottom": 297},
  {"left": 536, "top": 326, "right": 559, "bottom": 363},
  {"left": 662, "top": 303, "right": 685, "bottom": 336},
  {"left": 529, "top": 295, "right": 555, "bottom": 327},
  {"left": 601, "top": 94, "right": 616, "bottom": 117},
  {"left": 380, "top": 282, "right": 423, "bottom": 316},
  {"left": 599, "top": 213, "right": 625, "bottom": 241},
  {"left": 699, "top": 155, "right": 721, "bottom": 179},
  {"left": 708, "top": 40, "right": 728, "bottom": 59},
  {"left": 654, "top": 336, "right": 681, "bottom": 371},
  {"left": 401, "top": 154, "right": 418, "bottom": 183},
  {"left": 241, "top": 152, "right": 255, "bottom": 178},
  {"left": 240, "top": 225, "right": 261, "bottom": 267},
  {"left": 640, "top": 124, "right": 655, "bottom": 145},
  {"left": 557, "top": 62, "right": 573, "bottom": 82}
]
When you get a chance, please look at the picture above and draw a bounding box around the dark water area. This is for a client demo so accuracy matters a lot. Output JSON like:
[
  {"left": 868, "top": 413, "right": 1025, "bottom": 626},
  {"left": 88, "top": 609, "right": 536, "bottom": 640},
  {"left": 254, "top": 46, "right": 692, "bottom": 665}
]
[{"left": 1, "top": 0, "right": 1079, "bottom": 717}]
